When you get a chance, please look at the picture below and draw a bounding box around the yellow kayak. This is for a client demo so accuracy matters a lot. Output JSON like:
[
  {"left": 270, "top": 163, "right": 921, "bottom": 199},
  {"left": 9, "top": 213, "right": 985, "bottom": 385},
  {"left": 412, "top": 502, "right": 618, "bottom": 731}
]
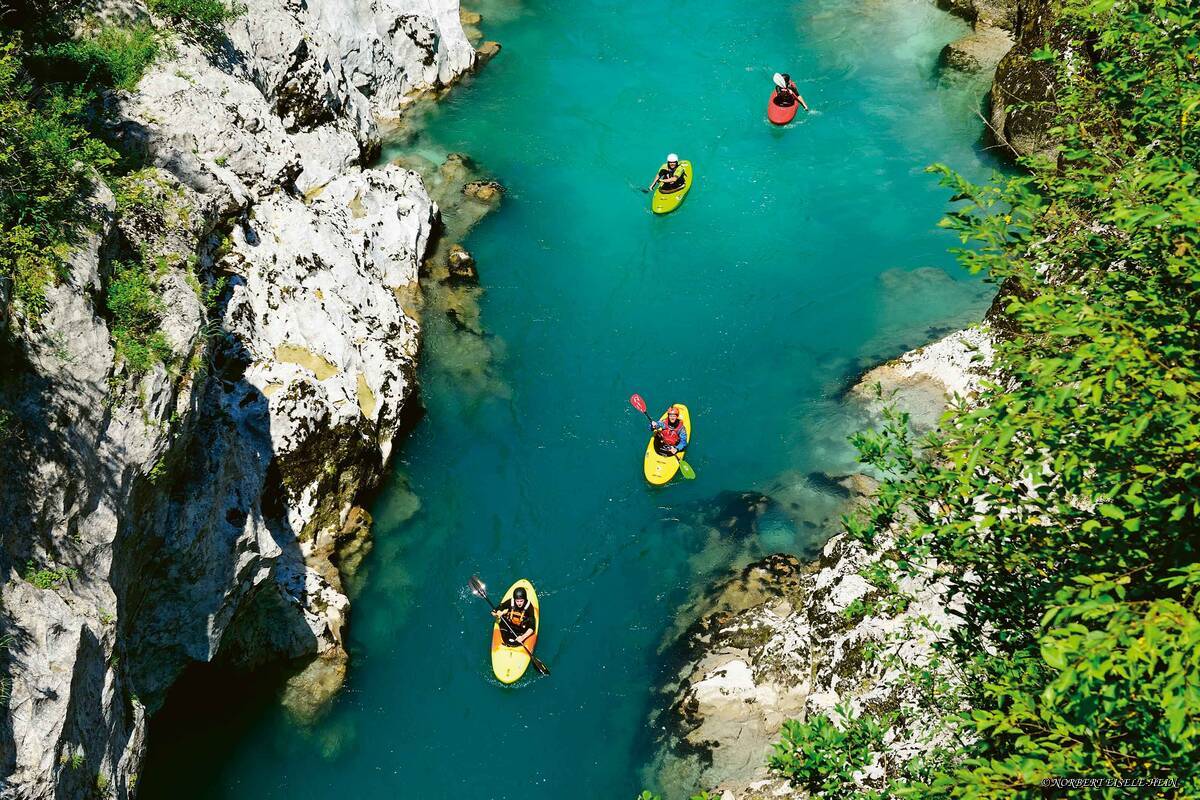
[
  {"left": 490, "top": 579, "right": 539, "bottom": 684},
  {"left": 652, "top": 161, "right": 693, "bottom": 214},
  {"left": 643, "top": 404, "right": 691, "bottom": 485}
]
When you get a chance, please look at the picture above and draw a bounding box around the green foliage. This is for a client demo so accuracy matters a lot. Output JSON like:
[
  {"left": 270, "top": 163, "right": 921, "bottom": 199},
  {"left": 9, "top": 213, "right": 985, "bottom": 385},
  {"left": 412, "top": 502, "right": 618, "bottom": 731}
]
[
  {"left": 107, "top": 261, "right": 171, "bottom": 374},
  {"left": 656, "top": 4, "right": 1197, "bottom": 798},
  {"left": 768, "top": 705, "right": 888, "bottom": 798},
  {"left": 0, "top": 2, "right": 174, "bottom": 319},
  {"left": 0, "top": 40, "right": 118, "bottom": 317},
  {"left": 826, "top": 0, "right": 1200, "bottom": 796},
  {"left": 23, "top": 560, "right": 78, "bottom": 589},
  {"left": 147, "top": 0, "right": 242, "bottom": 42},
  {"left": 841, "top": 597, "right": 869, "bottom": 624},
  {"left": 637, "top": 791, "right": 714, "bottom": 800},
  {"left": 67, "top": 753, "right": 84, "bottom": 769},
  {"left": 37, "top": 24, "right": 160, "bottom": 91},
  {"left": 113, "top": 168, "right": 158, "bottom": 215}
]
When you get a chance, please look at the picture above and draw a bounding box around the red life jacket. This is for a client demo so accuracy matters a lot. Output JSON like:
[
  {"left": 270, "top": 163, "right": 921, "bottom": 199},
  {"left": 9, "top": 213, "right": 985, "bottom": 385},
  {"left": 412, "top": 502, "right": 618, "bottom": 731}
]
[{"left": 658, "top": 419, "right": 682, "bottom": 446}]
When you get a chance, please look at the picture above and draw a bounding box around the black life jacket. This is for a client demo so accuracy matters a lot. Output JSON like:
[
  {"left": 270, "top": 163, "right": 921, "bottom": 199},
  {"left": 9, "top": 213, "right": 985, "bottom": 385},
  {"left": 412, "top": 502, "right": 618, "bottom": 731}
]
[{"left": 504, "top": 601, "right": 532, "bottom": 630}]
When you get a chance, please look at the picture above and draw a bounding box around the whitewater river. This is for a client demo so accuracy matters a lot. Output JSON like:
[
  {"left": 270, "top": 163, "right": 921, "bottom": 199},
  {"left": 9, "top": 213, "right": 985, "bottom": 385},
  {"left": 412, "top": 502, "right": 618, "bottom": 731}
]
[{"left": 143, "top": 0, "right": 999, "bottom": 796}]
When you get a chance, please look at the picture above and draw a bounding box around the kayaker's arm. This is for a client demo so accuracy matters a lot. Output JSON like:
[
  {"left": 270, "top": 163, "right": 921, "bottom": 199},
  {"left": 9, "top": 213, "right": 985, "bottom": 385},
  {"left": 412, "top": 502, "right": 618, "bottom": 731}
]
[
  {"left": 647, "top": 174, "right": 661, "bottom": 191},
  {"left": 675, "top": 427, "right": 688, "bottom": 452},
  {"left": 793, "top": 86, "right": 810, "bottom": 111}
]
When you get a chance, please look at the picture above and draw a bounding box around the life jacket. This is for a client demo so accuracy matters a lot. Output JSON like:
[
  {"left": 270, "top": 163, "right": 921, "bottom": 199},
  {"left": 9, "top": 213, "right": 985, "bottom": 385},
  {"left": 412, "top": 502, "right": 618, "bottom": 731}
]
[
  {"left": 504, "top": 602, "right": 532, "bottom": 630},
  {"left": 657, "top": 419, "right": 683, "bottom": 446},
  {"left": 658, "top": 162, "right": 683, "bottom": 180}
]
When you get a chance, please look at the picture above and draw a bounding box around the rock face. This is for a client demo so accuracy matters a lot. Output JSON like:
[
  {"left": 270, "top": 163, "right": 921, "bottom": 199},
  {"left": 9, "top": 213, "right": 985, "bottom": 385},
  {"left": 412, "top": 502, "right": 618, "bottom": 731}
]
[
  {"left": 987, "top": 0, "right": 1063, "bottom": 160},
  {"left": 0, "top": 1, "right": 476, "bottom": 797},
  {"left": 937, "top": 0, "right": 1016, "bottom": 77},
  {"left": 649, "top": 329, "right": 995, "bottom": 798},
  {"left": 652, "top": 532, "right": 972, "bottom": 799}
]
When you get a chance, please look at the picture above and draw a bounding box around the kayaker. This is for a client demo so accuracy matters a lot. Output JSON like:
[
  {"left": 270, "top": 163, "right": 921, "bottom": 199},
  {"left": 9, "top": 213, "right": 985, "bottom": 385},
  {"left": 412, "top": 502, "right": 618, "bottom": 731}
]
[
  {"left": 649, "top": 154, "right": 686, "bottom": 194},
  {"left": 492, "top": 586, "right": 535, "bottom": 646},
  {"left": 773, "top": 73, "right": 809, "bottom": 111},
  {"left": 649, "top": 405, "right": 688, "bottom": 456}
]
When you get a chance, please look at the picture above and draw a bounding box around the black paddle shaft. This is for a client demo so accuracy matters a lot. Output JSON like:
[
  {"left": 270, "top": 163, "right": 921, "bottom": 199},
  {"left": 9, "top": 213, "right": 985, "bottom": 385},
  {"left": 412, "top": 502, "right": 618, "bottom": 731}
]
[{"left": 469, "top": 577, "right": 548, "bottom": 675}]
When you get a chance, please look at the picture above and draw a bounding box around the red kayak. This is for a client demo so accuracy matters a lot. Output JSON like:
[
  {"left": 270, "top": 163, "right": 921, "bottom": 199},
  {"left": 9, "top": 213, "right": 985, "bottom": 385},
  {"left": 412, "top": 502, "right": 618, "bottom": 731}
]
[{"left": 767, "top": 82, "right": 801, "bottom": 125}]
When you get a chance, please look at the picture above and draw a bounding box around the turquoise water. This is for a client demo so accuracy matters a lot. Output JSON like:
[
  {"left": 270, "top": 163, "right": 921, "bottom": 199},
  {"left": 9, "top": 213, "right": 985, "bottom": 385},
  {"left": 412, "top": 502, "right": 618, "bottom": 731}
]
[{"left": 142, "top": 0, "right": 999, "bottom": 797}]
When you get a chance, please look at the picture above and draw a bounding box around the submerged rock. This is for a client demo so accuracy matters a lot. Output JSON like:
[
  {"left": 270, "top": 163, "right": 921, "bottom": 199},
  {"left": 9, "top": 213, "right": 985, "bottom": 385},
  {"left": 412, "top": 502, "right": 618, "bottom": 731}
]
[
  {"left": 939, "top": 25, "right": 1013, "bottom": 75},
  {"left": 464, "top": 179, "right": 504, "bottom": 202},
  {"left": 446, "top": 243, "right": 479, "bottom": 284},
  {"left": 701, "top": 491, "right": 777, "bottom": 539}
]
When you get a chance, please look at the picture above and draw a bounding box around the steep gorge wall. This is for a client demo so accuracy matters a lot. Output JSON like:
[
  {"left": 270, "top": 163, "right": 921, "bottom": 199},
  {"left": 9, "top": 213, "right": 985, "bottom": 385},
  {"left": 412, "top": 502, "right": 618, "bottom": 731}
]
[{"left": 0, "top": 1, "right": 484, "bottom": 796}]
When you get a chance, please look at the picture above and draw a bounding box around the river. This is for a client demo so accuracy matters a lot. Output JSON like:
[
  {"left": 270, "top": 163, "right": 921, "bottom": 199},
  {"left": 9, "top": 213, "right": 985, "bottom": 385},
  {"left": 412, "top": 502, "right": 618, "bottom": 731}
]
[{"left": 142, "top": 0, "right": 998, "bottom": 796}]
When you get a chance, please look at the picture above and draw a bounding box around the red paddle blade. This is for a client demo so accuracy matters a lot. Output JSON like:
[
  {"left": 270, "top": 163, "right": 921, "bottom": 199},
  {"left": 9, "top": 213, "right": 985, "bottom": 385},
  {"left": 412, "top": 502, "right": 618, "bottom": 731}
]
[{"left": 629, "top": 394, "right": 647, "bottom": 414}]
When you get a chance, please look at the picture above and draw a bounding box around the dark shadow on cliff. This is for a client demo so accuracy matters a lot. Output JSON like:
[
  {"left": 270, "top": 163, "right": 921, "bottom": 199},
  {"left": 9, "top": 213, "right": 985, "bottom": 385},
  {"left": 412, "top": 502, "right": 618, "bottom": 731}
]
[{"left": 136, "top": 657, "right": 295, "bottom": 798}]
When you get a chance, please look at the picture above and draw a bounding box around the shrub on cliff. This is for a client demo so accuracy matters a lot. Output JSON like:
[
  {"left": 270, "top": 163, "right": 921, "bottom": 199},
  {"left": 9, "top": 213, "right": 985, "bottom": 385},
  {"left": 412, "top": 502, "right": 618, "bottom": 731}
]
[
  {"left": 147, "top": 0, "right": 243, "bottom": 44},
  {"left": 0, "top": 39, "right": 118, "bottom": 318},
  {"left": 770, "top": 0, "right": 1199, "bottom": 796},
  {"left": 107, "top": 259, "right": 172, "bottom": 374}
]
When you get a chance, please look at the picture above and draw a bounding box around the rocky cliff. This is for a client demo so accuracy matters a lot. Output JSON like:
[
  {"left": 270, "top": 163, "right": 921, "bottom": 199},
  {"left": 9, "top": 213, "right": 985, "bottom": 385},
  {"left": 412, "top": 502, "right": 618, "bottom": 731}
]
[{"left": 0, "top": 1, "right": 485, "bottom": 796}]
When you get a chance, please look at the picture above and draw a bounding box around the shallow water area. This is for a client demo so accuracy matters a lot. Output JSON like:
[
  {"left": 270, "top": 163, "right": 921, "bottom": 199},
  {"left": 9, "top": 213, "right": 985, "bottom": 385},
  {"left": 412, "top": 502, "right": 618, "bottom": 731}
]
[{"left": 142, "top": 0, "right": 1001, "bottom": 797}]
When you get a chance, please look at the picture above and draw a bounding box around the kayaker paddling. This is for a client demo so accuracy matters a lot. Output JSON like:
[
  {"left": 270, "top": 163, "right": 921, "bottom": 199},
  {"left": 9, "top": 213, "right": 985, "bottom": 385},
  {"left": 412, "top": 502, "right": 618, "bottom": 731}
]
[
  {"left": 772, "top": 72, "right": 809, "bottom": 111},
  {"left": 649, "top": 153, "right": 687, "bottom": 194},
  {"left": 629, "top": 395, "right": 696, "bottom": 483},
  {"left": 649, "top": 405, "right": 689, "bottom": 457},
  {"left": 470, "top": 576, "right": 549, "bottom": 682},
  {"left": 492, "top": 586, "right": 535, "bottom": 646}
]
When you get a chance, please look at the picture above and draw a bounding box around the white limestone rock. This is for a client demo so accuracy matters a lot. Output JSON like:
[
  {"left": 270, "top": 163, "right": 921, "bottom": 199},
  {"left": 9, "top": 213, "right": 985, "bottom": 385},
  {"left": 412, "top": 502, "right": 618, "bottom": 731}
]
[
  {"left": 0, "top": 0, "right": 476, "bottom": 796},
  {"left": 852, "top": 326, "right": 994, "bottom": 431}
]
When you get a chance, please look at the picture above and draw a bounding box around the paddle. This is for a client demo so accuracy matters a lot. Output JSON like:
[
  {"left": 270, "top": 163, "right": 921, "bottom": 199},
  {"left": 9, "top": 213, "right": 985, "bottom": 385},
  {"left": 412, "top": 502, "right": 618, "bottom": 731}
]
[
  {"left": 772, "top": 72, "right": 809, "bottom": 111},
  {"left": 629, "top": 393, "right": 696, "bottom": 480},
  {"left": 468, "top": 575, "right": 550, "bottom": 677}
]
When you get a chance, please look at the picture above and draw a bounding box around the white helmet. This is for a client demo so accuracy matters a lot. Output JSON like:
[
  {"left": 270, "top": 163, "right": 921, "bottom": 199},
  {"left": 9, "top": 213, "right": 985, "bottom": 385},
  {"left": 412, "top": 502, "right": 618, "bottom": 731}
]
[{"left": 667, "top": 153, "right": 679, "bottom": 163}]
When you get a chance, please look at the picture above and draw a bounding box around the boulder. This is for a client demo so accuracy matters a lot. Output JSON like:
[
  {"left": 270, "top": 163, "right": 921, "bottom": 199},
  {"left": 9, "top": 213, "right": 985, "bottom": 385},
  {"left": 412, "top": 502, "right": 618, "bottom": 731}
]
[
  {"left": 446, "top": 243, "right": 479, "bottom": 284},
  {"left": 475, "top": 40, "right": 502, "bottom": 68},
  {"left": 464, "top": 179, "right": 504, "bottom": 202},
  {"left": 940, "top": 26, "right": 1014, "bottom": 75}
]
